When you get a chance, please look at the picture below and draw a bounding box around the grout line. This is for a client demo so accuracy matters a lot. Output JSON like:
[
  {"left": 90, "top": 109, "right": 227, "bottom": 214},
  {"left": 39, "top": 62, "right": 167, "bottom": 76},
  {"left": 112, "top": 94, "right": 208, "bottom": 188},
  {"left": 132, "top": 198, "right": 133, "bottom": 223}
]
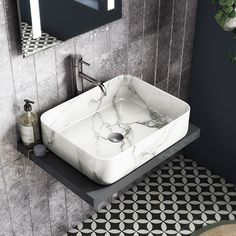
[
  {"left": 0, "top": 155, "right": 23, "bottom": 169},
  {"left": 142, "top": 0, "right": 146, "bottom": 39},
  {"left": 154, "top": 0, "right": 161, "bottom": 86},
  {"left": 64, "top": 188, "right": 69, "bottom": 231},
  {"left": 166, "top": 0, "right": 175, "bottom": 91},
  {"left": 3, "top": 15, "right": 20, "bottom": 151},
  {"left": 0, "top": 168, "right": 14, "bottom": 235},
  {"left": 22, "top": 157, "right": 35, "bottom": 236},
  {"left": 178, "top": 0, "right": 189, "bottom": 98},
  {"left": 140, "top": 0, "right": 145, "bottom": 81},
  {"left": 2, "top": 7, "right": 27, "bottom": 234},
  {"left": 32, "top": 55, "right": 41, "bottom": 112},
  {"left": 45, "top": 171, "right": 54, "bottom": 236},
  {"left": 53, "top": 44, "right": 61, "bottom": 103}
]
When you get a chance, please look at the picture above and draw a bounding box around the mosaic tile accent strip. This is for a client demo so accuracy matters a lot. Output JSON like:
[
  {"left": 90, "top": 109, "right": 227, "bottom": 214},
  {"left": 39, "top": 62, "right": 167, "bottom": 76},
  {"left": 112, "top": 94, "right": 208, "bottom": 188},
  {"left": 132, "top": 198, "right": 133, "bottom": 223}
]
[
  {"left": 21, "top": 22, "right": 61, "bottom": 57},
  {"left": 66, "top": 155, "right": 236, "bottom": 236}
]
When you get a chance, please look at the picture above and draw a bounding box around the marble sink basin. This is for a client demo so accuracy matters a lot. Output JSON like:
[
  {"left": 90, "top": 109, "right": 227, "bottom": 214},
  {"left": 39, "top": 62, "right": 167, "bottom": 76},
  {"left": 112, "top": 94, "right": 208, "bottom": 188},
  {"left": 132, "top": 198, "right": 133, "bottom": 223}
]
[{"left": 41, "top": 75, "right": 190, "bottom": 185}]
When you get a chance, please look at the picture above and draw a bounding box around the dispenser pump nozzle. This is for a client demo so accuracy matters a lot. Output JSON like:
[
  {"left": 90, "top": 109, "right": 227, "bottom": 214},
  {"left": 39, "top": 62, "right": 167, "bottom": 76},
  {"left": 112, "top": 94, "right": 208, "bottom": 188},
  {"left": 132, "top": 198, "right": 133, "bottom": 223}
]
[{"left": 24, "top": 99, "right": 34, "bottom": 112}]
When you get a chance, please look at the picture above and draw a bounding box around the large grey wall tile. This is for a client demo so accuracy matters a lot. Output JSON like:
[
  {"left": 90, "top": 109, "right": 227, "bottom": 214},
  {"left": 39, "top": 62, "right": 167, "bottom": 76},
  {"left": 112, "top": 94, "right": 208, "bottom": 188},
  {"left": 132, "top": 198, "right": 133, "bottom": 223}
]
[
  {"left": 93, "top": 52, "right": 113, "bottom": 81},
  {"left": 0, "top": 170, "right": 11, "bottom": 223},
  {"left": 168, "top": 76, "right": 180, "bottom": 97},
  {"left": 182, "top": 14, "right": 197, "bottom": 71},
  {"left": 57, "top": 71, "right": 73, "bottom": 103},
  {"left": 110, "top": 47, "right": 128, "bottom": 78},
  {"left": 3, "top": 159, "right": 29, "bottom": 218},
  {"left": 169, "top": 19, "right": 185, "bottom": 81},
  {"left": 0, "top": 28, "right": 18, "bottom": 152},
  {"left": 156, "top": 25, "right": 172, "bottom": 83},
  {"left": 142, "top": 33, "right": 157, "bottom": 84},
  {"left": 3, "top": 158, "right": 24, "bottom": 186},
  {"left": 12, "top": 211, "right": 33, "bottom": 236},
  {"left": 55, "top": 39, "right": 75, "bottom": 74},
  {"left": 93, "top": 25, "right": 111, "bottom": 58},
  {"left": 144, "top": 0, "right": 159, "bottom": 35},
  {"left": 156, "top": 79, "right": 168, "bottom": 92},
  {"left": 24, "top": 158, "right": 47, "bottom": 207},
  {"left": 0, "top": 23, "right": 12, "bottom": 78},
  {"left": 173, "top": 0, "right": 187, "bottom": 22},
  {"left": 6, "top": 178, "right": 29, "bottom": 219},
  {"left": 31, "top": 199, "right": 51, "bottom": 236},
  {"left": 180, "top": 68, "right": 191, "bottom": 101},
  {"left": 65, "top": 189, "right": 83, "bottom": 230},
  {"left": 110, "top": 19, "right": 128, "bottom": 50},
  {"left": 0, "top": 130, "right": 23, "bottom": 167},
  {"left": 0, "top": 0, "right": 5, "bottom": 24},
  {"left": 49, "top": 189, "right": 67, "bottom": 236},
  {"left": 11, "top": 55, "right": 36, "bottom": 93},
  {"left": 128, "top": 38, "right": 143, "bottom": 78},
  {"left": 6, "top": 17, "right": 21, "bottom": 55},
  {"left": 187, "top": 0, "right": 198, "bottom": 18},
  {"left": 45, "top": 172, "right": 64, "bottom": 196},
  {"left": 0, "top": 219, "right": 13, "bottom": 236},
  {"left": 182, "top": 0, "right": 198, "bottom": 71},
  {"left": 75, "top": 31, "right": 94, "bottom": 62},
  {"left": 128, "top": 0, "right": 144, "bottom": 42},
  {"left": 159, "top": 0, "right": 174, "bottom": 29},
  {"left": 0, "top": 94, "right": 18, "bottom": 167},
  {"left": 37, "top": 76, "right": 59, "bottom": 113},
  {"left": 34, "top": 48, "right": 56, "bottom": 82}
]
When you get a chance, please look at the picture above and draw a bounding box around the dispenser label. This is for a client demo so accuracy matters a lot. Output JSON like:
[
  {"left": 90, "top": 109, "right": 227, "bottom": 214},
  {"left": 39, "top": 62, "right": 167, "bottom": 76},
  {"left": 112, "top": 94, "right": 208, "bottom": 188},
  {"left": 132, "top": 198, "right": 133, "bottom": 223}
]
[{"left": 20, "top": 125, "right": 35, "bottom": 144}]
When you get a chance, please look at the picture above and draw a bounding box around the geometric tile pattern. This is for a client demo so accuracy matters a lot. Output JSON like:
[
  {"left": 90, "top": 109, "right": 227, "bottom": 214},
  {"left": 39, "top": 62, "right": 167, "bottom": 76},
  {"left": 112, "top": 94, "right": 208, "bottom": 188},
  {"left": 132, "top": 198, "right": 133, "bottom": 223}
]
[
  {"left": 21, "top": 22, "right": 61, "bottom": 57},
  {"left": 66, "top": 155, "right": 236, "bottom": 236}
]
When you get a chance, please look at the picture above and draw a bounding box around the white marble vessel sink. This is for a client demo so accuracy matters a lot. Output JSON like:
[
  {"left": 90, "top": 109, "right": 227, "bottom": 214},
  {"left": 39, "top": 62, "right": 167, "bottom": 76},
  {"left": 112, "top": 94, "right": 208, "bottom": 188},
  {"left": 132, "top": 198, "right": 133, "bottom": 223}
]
[{"left": 41, "top": 75, "right": 190, "bottom": 185}]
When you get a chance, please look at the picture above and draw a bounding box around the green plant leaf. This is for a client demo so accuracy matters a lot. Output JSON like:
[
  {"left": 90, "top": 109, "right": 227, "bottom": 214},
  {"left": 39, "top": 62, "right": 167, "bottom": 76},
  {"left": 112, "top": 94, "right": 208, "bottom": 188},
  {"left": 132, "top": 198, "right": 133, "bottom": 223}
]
[
  {"left": 215, "top": 10, "right": 228, "bottom": 27},
  {"left": 223, "top": 5, "right": 233, "bottom": 13},
  {"left": 229, "top": 10, "right": 236, "bottom": 17},
  {"left": 219, "top": 0, "right": 234, "bottom": 6}
]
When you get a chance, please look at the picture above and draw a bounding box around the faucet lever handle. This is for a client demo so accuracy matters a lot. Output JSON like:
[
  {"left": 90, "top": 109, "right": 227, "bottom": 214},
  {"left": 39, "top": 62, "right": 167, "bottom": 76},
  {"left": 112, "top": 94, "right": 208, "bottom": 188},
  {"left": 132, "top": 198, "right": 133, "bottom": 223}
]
[
  {"left": 81, "top": 60, "right": 90, "bottom": 66},
  {"left": 78, "top": 56, "right": 90, "bottom": 66}
]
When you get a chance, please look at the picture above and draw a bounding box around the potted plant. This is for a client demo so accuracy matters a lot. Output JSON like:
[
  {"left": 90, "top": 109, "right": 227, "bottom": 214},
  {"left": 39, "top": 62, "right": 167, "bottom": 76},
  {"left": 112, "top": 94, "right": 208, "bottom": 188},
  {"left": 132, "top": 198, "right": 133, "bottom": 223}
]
[
  {"left": 212, "top": 0, "right": 236, "bottom": 31},
  {"left": 212, "top": 0, "right": 236, "bottom": 63}
]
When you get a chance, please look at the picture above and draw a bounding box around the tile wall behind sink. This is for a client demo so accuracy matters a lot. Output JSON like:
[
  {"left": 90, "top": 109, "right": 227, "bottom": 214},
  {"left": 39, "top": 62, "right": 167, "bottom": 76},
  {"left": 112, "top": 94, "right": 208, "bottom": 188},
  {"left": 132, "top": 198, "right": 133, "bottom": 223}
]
[{"left": 0, "top": 0, "right": 198, "bottom": 235}]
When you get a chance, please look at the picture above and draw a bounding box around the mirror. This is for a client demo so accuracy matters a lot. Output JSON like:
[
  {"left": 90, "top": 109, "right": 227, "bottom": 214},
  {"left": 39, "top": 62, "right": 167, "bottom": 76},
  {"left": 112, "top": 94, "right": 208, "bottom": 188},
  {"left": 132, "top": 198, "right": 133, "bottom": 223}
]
[{"left": 17, "top": 0, "right": 122, "bottom": 57}]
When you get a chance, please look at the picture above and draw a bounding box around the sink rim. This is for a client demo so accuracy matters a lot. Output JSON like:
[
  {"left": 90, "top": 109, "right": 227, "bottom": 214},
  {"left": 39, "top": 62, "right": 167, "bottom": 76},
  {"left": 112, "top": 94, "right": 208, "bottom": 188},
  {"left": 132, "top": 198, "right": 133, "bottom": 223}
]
[
  {"left": 41, "top": 75, "right": 191, "bottom": 123},
  {"left": 41, "top": 75, "right": 191, "bottom": 161}
]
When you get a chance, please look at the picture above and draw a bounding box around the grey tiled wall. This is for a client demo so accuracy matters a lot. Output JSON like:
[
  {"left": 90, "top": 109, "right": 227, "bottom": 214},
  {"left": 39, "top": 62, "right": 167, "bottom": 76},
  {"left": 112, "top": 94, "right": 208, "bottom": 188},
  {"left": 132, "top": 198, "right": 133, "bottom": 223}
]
[{"left": 0, "top": 0, "right": 198, "bottom": 235}]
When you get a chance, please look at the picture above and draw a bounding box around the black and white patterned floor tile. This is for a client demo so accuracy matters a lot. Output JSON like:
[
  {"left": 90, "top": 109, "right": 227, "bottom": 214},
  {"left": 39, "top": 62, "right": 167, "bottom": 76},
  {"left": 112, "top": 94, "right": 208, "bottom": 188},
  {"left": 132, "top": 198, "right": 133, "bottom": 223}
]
[
  {"left": 67, "top": 155, "right": 236, "bottom": 236},
  {"left": 21, "top": 22, "right": 61, "bottom": 57}
]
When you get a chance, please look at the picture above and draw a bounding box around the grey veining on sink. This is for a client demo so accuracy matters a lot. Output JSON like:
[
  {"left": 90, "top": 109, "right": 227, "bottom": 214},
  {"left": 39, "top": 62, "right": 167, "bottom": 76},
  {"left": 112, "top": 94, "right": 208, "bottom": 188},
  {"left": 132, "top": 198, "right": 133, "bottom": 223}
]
[{"left": 41, "top": 75, "right": 190, "bottom": 185}]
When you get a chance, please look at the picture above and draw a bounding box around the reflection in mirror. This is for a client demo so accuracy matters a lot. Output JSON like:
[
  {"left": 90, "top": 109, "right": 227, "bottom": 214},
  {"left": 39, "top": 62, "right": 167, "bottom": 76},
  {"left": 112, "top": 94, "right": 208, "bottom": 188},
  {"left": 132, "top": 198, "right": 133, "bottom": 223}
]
[
  {"left": 21, "top": 22, "right": 61, "bottom": 57},
  {"left": 17, "top": 0, "right": 122, "bottom": 58},
  {"left": 77, "top": 0, "right": 99, "bottom": 10},
  {"left": 28, "top": 0, "right": 41, "bottom": 38}
]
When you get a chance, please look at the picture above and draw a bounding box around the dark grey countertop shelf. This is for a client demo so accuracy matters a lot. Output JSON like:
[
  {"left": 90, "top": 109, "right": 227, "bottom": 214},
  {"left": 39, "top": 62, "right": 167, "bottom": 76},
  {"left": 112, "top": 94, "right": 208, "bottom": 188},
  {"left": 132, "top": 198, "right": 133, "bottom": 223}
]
[{"left": 17, "top": 124, "right": 200, "bottom": 208}]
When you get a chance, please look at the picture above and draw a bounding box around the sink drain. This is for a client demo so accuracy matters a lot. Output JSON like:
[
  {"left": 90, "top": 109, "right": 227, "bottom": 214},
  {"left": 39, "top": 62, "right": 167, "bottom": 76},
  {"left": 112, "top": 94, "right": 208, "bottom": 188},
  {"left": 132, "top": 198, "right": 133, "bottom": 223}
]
[{"left": 108, "top": 133, "right": 124, "bottom": 143}]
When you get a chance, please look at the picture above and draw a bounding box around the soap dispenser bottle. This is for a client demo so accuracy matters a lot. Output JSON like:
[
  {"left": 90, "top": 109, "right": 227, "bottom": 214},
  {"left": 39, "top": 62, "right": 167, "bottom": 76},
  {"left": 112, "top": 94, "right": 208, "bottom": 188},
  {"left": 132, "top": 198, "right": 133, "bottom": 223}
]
[{"left": 20, "top": 99, "right": 40, "bottom": 147}]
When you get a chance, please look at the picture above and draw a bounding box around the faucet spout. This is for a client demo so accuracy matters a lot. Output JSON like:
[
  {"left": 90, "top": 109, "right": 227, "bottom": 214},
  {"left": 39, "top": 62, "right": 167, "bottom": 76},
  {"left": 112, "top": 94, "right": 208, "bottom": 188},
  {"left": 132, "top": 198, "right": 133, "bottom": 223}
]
[
  {"left": 98, "top": 82, "right": 107, "bottom": 96},
  {"left": 71, "top": 55, "right": 107, "bottom": 96},
  {"left": 79, "top": 72, "right": 107, "bottom": 96}
]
